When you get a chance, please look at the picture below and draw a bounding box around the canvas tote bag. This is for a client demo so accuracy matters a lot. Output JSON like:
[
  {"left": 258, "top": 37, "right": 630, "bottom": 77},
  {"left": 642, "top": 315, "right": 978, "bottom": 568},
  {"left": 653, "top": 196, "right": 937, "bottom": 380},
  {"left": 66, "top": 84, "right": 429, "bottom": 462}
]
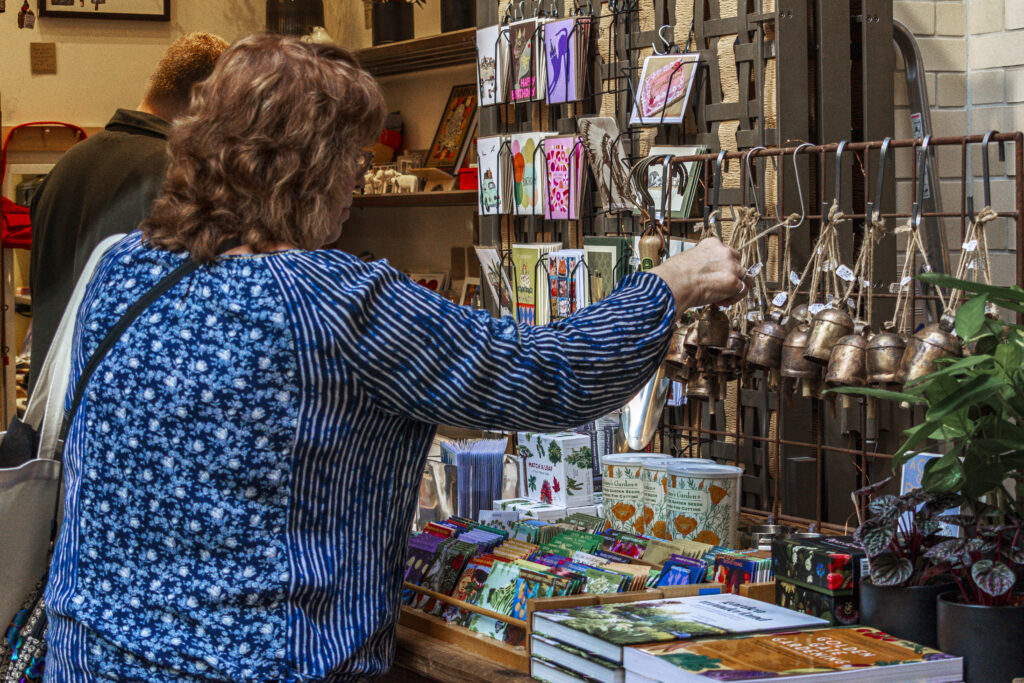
[{"left": 0, "top": 233, "right": 125, "bottom": 629}]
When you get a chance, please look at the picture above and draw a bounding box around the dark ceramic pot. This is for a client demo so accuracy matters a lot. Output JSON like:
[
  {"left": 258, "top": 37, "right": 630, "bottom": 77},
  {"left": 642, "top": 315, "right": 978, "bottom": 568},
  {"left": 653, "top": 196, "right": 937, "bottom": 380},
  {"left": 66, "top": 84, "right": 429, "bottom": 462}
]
[
  {"left": 859, "top": 580, "right": 954, "bottom": 649},
  {"left": 440, "top": 0, "right": 475, "bottom": 32},
  {"left": 937, "top": 591, "right": 1024, "bottom": 682},
  {"left": 371, "top": 1, "right": 414, "bottom": 46}
]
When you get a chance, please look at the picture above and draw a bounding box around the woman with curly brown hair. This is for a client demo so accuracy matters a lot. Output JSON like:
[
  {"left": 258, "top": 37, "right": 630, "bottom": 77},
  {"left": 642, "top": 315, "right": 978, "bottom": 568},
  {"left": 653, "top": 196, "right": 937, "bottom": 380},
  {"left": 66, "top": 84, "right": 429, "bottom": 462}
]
[{"left": 44, "top": 34, "right": 746, "bottom": 681}]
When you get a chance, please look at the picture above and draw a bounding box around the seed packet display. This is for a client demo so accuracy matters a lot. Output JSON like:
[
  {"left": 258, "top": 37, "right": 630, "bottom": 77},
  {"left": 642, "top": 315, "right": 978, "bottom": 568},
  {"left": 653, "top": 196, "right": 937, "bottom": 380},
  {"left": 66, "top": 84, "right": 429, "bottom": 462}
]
[
  {"left": 543, "top": 135, "right": 586, "bottom": 220},
  {"left": 508, "top": 19, "right": 545, "bottom": 102},
  {"left": 477, "top": 136, "right": 511, "bottom": 215},
  {"left": 629, "top": 53, "right": 700, "bottom": 126},
  {"left": 544, "top": 16, "right": 590, "bottom": 104},
  {"left": 509, "top": 132, "right": 547, "bottom": 215},
  {"left": 476, "top": 24, "right": 509, "bottom": 105}
]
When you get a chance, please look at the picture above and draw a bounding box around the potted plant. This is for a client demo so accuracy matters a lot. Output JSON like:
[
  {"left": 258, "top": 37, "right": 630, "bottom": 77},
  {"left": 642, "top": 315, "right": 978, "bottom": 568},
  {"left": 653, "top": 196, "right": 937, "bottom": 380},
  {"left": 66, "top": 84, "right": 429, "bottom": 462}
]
[
  {"left": 832, "top": 272, "right": 1024, "bottom": 682},
  {"left": 851, "top": 478, "right": 956, "bottom": 648},
  {"left": 372, "top": 0, "right": 423, "bottom": 46}
]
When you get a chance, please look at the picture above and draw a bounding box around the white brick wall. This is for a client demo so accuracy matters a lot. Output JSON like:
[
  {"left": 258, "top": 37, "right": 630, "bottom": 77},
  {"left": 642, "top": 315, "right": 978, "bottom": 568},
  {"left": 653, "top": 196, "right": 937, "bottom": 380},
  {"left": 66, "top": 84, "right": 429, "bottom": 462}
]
[{"left": 893, "top": 0, "right": 1020, "bottom": 289}]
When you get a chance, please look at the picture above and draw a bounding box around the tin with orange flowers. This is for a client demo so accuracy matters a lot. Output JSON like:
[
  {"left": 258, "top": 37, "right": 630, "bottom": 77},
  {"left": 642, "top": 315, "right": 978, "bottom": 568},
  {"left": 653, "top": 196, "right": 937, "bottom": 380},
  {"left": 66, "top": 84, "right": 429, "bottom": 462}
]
[
  {"left": 601, "top": 454, "right": 664, "bottom": 534},
  {"left": 663, "top": 461, "right": 743, "bottom": 548}
]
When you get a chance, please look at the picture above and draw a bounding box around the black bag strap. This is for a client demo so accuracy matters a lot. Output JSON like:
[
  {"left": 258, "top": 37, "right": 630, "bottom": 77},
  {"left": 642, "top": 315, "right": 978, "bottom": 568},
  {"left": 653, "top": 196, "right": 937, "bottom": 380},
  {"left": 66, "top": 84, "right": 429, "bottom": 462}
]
[{"left": 55, "top": 237, "right": 242, "bottom": 458}]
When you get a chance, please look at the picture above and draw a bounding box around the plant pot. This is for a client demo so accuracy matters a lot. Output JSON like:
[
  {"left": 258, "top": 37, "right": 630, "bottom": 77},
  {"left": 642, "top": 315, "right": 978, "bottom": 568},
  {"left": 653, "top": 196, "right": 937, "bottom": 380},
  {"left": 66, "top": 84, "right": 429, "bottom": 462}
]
[
  {"left": 937, "top": 591, "right": 1024, "bottom": 682},
  {"left": 859, "top": 580, "right": 953, "bottom": 649},
  {"left": 371, "top": 2, "right": 414, "bottom": 46},
  {"left": 266, "top": 0, "right": 325, "bottom": 35},
  {"left": 440, "top": 0, "right": 475, "bottom": 32}
]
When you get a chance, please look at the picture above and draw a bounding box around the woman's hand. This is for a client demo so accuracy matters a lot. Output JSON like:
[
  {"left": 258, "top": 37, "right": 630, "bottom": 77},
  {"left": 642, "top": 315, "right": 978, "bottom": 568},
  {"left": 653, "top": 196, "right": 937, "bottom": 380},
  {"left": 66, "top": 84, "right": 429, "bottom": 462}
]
[{"left": 650, "top": 237, "right": 750, "bottom": 314}]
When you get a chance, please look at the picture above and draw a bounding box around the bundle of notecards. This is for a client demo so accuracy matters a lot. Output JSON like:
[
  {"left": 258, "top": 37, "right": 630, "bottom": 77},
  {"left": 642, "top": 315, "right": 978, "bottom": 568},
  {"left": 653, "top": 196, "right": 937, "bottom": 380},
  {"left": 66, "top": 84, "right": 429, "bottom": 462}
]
[
  {"left": 543, "top": 135, "right": 587, "bottom": 220},
  {"left": 712, "top": 549, "right": 773, "bottom": 593},
  {"left": 544, "top": 249, "right": 589, "bottom": 321},
  {"left": 475, "top": 25, "right": 509, "bottom": 106},
  {"left": 440, "top": 438, "right": 508, "bottom": 520},
  {"left": 544, "top": 16, "right": 591, "bottom": 104},
  {"left": 477, "top": 135, "right": 514, "bottom": 215}
]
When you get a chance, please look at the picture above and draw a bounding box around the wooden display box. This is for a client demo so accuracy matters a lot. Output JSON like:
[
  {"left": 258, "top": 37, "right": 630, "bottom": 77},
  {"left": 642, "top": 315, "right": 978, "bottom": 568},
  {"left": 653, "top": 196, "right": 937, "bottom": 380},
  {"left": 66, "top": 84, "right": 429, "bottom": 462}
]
[{"left": 399, "top": 580, "right": 777, "bottom": 673}]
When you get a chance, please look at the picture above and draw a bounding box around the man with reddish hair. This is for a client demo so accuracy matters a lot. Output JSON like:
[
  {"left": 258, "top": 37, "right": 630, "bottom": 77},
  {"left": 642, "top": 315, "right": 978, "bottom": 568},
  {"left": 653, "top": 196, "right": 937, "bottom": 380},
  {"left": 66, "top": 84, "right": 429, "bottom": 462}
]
[{"left": 28, "top": 32, "right": 227, "bottom": 392}]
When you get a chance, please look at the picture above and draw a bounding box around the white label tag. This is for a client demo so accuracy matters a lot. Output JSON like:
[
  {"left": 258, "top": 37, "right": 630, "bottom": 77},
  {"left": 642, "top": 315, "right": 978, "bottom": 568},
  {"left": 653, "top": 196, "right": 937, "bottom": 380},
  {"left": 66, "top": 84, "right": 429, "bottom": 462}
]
[
  {"left": 836, "top": 264, "right": 856, "bottom": 282},
  {"left": 808, "top": 303, "right": 827, "bottom": 315},
  {"left": 922, "top": 263, "right": 932, "bottom": 273},
  {"left": 747, "top": 262, "right": 763, "bottom": 277},
  {"left": 967, "top": 259, "right": 978, "bottom": 271},
  {"left": 847, "top": 298, "right": 857, "bottom": 309},
  {"left": 746, "top": 311, "right": 760, "bottom": 322},
  {"left": 772, "top": 291, "right": 788, "bottom": 307},
  {"left": 790, "top": 271, "right": 801, "bottom": 286},
  {"left": 821, "top": 259, "right": 835, "bottom": 273},
  {"left": 860, "top": 557, "right": 871, "bottom": 579},
  {"left": 901, "top": 275, "right": 912, "bottom": 287},
  {"left": 962, "top": 240, "right": 978, "bottom": 252},
  {"left": 888, "top": 282, "right": 900, "bottom": 294},
  {"left": 861, "top": 278, "right": 871, "bottom": 288},
  {"left": 817, "top": 245, "right": 824, "bottom": 255}
]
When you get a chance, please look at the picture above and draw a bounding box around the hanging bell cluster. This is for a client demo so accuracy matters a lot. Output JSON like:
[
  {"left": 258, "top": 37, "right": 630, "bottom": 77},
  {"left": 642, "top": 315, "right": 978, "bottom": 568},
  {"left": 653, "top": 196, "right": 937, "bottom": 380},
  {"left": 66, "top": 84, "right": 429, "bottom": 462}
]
[{"left": 895, "top": 320, "right": 962, "bottom": 386}]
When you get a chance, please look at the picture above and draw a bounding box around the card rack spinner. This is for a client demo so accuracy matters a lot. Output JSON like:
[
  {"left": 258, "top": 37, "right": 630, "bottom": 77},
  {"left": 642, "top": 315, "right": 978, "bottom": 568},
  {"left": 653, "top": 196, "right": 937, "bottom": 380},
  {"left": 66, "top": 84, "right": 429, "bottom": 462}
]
[{"left": 472, "top": 0, "right": 1023, "bottom": 530}]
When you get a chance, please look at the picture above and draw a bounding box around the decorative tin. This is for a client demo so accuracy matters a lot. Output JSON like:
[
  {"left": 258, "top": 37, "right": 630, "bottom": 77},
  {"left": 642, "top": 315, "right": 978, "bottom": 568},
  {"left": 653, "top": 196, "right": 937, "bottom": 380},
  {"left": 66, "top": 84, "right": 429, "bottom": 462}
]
[
  {"left": 663, "top": 461, "right": 743, "bottom": 548},
  {"left": 770, "top": 535, "right": 867, "bottom": 594},
  {"left": 640, "top": 456, "right": 714, "bottom": 541},
  {"left": 602, "top": 454, "right": 663, "bottom": 534},
  {"left": 776, "top": 579, "right": 859, "bottom": 625}
]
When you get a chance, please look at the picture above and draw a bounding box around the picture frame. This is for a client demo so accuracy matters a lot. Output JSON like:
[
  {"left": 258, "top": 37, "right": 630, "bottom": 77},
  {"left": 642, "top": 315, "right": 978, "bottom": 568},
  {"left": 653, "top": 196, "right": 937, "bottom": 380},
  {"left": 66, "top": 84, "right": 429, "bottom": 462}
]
[
  {"left": 460, "top": 278, "right": 481, "bottom": 307},
  {"left": 424, "top": 84, "right": 478, "bottom": 175},
  {"left": 39, "top": 0, "right": 170, "bottom": 21}
]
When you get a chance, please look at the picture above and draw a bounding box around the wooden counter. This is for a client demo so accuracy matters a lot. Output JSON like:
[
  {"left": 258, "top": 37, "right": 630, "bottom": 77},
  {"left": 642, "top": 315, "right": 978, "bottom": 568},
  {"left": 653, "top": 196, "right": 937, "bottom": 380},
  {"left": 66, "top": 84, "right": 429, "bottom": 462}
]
[{"left": 383, "top": 625, "right": 534, "bottom": 683}]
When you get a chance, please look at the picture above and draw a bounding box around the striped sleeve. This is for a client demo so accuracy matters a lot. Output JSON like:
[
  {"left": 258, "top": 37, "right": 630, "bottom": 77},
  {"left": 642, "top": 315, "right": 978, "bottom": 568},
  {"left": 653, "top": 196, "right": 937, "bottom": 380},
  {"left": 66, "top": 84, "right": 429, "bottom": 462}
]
[{"left": 292, "top": 254, "right": 676, "bottom": 431}]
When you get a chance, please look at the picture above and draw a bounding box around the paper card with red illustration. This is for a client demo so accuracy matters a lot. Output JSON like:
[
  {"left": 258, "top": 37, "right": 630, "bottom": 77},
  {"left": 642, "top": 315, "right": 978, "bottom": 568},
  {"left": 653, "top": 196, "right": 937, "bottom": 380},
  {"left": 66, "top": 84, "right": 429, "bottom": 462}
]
[{"left": 543, "top": 135, "right": 585, "bottom": 220}]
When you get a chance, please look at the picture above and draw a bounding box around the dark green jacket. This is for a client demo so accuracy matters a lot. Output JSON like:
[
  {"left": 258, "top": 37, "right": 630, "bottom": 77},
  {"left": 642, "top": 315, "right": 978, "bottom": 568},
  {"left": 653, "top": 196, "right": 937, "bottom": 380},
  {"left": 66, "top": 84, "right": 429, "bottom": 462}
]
[{"left": 28, "top": 109, "right": 170, "bottom": 393}]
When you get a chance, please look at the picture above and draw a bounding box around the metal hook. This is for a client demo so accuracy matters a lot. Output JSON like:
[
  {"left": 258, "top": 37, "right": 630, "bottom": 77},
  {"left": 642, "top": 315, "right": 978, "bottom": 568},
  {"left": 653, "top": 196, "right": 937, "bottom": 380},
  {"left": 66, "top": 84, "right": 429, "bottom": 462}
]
[
  {"left": 744, "top": 146, "right": 767, "bottom": 215},
  {"left": 658, "top": 154, "right": 674, "bottom": 223},
  {"left": 981, "top": 130, "right": 1005, "bottom": 210},
  {"left": 652, "top": 24, "right": 674, "bottom": 55},
  {"left": 912, "top": 135, "right": 932, "bottom": 229},
  {"left": 830, "top": 140, "right": 849, "bottom": 214},
  {"left": 517, "top": 0, "right": 526, "bottom": 21},
  {"left": 867, "top": 137, "right": 892, "bottom": 223},
  {"left": 705, "top": 150, "right": 729, "bottom": 237},
  {"left": 789, "top": 142, "right": 813, "bottom": 229}
]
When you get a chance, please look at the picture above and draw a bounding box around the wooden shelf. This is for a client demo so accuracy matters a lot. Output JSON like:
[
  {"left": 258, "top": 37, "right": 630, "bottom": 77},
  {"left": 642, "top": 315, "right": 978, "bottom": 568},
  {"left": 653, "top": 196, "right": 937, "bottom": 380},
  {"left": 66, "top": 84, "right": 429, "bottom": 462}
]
[
  {"left": 354, "top": 29, "right": 477, "bottom": 77},
  {"left": 352, "top": 190, "right": 477, "bottom": 208}
]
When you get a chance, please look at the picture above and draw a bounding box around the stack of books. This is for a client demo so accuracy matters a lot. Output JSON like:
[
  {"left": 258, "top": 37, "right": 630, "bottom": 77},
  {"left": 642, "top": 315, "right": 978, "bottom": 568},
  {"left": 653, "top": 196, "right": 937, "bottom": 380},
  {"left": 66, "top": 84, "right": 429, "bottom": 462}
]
[{"left": 529, "top": 595, "right": 963, "bottom": 682}]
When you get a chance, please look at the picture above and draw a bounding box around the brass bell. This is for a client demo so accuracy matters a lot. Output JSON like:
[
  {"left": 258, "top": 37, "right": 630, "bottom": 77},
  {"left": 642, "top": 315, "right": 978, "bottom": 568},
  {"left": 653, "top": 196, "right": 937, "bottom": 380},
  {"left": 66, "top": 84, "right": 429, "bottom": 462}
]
[
  {"left": 664, "top": 326, "right": 690, "bottom": 382},
  {"left": 825, "top": 334, "right": 867, "bottom": 387},
  {"left": 866, "top": 331, "right": 906, "bottom": 385},
  {"left": 683, "top": 322, "right": 701, "bottom": 355},
  {"left": 746, "top": 318, "right": 787, "bottom": 370},
  {"left": 895, "top": 323, "right": 962, "bottom": 386},
  {"left": 696, "top": 307, "right": 730, "bottom": 351},
  {"left": 783, "top": 304, "right": 810, "bottom": 332},
  {"left": 781, "top": 324, "right": 819, "bottom": 380},
  {"left": 686, "top": 372, "right": 718, "bottom": 401},
  {"left": 804, "top": 308, "right": 854, "bottom": 365},
  {"left": 717, "top": 330, "right": 747, "bottom": 378}
]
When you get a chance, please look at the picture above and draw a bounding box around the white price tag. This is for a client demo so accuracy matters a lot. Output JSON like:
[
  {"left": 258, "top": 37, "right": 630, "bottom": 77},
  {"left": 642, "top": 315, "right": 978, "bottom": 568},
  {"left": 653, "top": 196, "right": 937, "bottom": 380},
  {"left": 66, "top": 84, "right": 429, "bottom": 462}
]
[
  {"left": 746, "top": 311, "right": 760, "bottom": 322},
  {"left": 821, "top": 259, "right": 835, "bottom": 273},
  {"left": 790, "top": 271, "right": 801, "bottom": 286},
  {"left": 967, "top": 259, "right": 979, "bottom": 271},
  {"left": 747, "top": 262, "right": 763, "bottom": 277},
  {"left": 922, "top": 263, "right": 932, "bottom": 273},
  {"left": 772, "top": 291, "right": 789, "bottom": 307},
  {"left": 861, "top": 278, "right": 871, "bottom": 288},
  {"left": 808, "top": 303, "right": 827, "bottom": 315},
  {"left": 962, "top": 240, "right": 978, "bottom": 252},
  {"left": 836, "top": 264, "right": 856, "bottom": 282},
  {"left": 817, "top": 245, "right": 825, "bottom": 255},
  {"left": 888, "top": 282, "right": 900, "bottom": 294},
  {"left": 901, "top": 275, "right": 912, "bottom": 287},
  {"left": 847, "top": 298, "right": 857, "bottom": 309}
]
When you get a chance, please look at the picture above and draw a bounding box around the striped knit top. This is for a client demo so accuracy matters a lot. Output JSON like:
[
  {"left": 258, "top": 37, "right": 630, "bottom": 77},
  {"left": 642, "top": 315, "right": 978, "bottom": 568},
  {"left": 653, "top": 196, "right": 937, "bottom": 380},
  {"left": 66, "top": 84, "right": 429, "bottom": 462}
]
[{"left": 44, "top": 232, "right": 675, "bottom": 681}]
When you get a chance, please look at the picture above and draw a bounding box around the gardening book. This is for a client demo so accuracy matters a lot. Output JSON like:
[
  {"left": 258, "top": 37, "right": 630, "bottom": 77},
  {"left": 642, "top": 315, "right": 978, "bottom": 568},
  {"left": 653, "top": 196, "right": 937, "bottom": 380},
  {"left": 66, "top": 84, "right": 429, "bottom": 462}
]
[
  {"left": 531, "top": 634, "right": 624, "bottom": 683},
  {"left": 531, "top": 593, "right": 827, "bottom": 664},
  {"left": 532, "top": 655, "right": 608, "bottom": 683},
  {"left": 622, "top": 627, "right": 962, "bottom": 682}
]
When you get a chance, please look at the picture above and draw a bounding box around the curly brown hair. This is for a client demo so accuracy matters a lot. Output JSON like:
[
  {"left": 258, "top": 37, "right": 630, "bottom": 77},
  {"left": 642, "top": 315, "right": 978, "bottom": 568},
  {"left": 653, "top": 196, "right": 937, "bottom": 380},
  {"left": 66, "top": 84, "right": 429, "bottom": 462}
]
[
  {"left": 142, "top": 32, "right": 229, "bottom": 122},
  {"left": 141, "top": 35, "right": 385, "bottom": 262}
]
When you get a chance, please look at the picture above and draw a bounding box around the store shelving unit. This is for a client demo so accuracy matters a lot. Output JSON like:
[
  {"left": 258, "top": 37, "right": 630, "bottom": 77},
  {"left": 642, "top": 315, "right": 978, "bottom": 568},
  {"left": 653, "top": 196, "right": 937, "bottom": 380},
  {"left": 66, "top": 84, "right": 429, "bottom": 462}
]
[
  {"left": 352, "top": 190, "right": 476, "bottom": 208},
  {"left": 354, "top": 28, "right": 476, "bottom": 77}
]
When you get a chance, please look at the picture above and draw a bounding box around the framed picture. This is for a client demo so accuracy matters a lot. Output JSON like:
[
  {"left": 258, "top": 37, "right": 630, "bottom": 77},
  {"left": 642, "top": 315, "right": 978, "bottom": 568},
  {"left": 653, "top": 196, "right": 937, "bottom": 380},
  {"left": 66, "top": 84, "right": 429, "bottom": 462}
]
[
  {"left": 424, "top": 84, "right": 478, "bottom": 175},
  {"left": 39, "top": 0, "right": 170, "bottom": 21},
  {"left": 460, "top": 278, "right": 481, "bottom": 307}
]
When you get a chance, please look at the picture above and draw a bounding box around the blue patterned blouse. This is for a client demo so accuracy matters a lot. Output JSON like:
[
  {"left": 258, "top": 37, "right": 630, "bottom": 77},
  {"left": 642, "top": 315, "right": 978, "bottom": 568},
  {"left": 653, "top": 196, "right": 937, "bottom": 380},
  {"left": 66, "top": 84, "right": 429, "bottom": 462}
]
[{"left": 43, "top": 232, "right": 675, "bottom": 681}]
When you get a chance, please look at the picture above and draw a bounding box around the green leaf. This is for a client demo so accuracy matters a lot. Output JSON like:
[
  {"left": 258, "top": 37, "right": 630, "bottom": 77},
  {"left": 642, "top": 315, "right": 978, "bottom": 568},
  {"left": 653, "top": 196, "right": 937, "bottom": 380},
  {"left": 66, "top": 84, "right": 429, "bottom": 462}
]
[
  {"left": 868, "top": 495, "right": 901, "bottom": 523},
  {"left": 925, "top": 538, "right": 967, "bottom": 564},
  {"left": 921, "top": 452, "right": 965, "bottom": 494},
  {"left": 955, "top": 294, "right": 989, "bottom": 341},
  {"left": 995, "top": 342, "right": 1023, "bottom": 374},
  {"left": 892, "top": 421, "right": 942, "bottom": 467},
  {"left": 905, "top": 354, "right": 992, "bottom": 386},
  {"left": 970, "top": 560, "right": 1016, "bottom": 597},
  {"left": 854, "top": 518, "right": 896, "bottom": 557},
  {"left": 826, "top": 386, "right": 925, "bottom": 404},
  {"left": 925, "top": 375, "right": 1006, "bottom": 422},
  {"left": 918, "top": 273, "right": 1024, "bottom": 304},
  {"left": 868, "top": 553, "right": 914, "bottom": 587}
]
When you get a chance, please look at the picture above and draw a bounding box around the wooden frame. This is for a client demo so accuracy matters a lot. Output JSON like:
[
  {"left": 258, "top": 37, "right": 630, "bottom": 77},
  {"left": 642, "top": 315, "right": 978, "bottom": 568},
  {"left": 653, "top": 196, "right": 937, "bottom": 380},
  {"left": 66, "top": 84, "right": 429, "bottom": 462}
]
[
  {"left": 38, "top": 0, "right": 170, "bottom": 21},
  {"left": 460, "top": 277, "right": 481, "bottom": 306}
]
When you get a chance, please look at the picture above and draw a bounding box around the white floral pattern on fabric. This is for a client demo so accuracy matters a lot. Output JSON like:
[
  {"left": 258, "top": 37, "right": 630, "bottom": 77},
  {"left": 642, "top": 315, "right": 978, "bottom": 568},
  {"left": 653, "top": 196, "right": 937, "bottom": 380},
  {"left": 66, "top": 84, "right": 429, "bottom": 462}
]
[{"left": 46, "top": 234, "right": 298, "bottom": 681}]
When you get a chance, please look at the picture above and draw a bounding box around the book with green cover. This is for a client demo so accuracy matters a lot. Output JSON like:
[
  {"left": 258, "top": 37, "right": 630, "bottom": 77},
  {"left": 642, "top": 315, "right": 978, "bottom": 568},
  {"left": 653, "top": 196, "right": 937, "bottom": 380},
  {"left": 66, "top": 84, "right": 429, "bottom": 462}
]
[
  {"left": 531, "top": 594, "right": 828, "bottom": 664},
  {"left": 531, "top": 635, "right": 624, "bottom": 683},
  {"left": 622, "top": 626, "right": 962, "bottom": 682},
  {"left": 532, "top": 655, "right": 606, "bottom": 683}
]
